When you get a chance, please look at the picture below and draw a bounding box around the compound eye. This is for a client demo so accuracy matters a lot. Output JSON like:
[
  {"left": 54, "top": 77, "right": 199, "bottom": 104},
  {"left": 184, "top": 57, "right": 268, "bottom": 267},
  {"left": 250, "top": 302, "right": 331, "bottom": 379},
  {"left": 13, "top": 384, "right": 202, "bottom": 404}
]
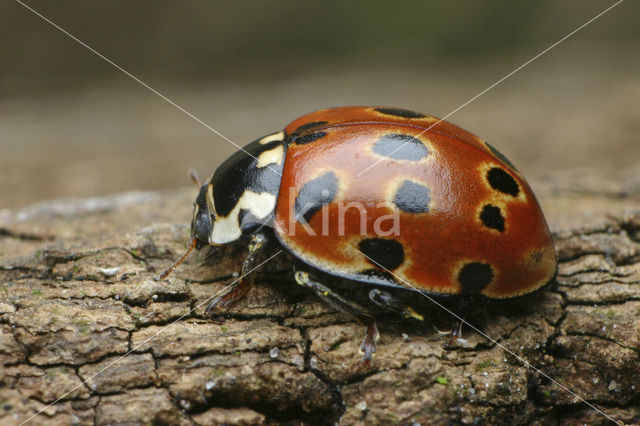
[{"left": 194, "top": 212, "right": 211, "bottom": 243}]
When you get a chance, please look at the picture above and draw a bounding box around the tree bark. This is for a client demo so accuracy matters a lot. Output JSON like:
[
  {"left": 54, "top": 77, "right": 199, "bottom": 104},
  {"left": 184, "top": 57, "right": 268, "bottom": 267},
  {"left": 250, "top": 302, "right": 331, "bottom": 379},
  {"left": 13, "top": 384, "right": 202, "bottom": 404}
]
[{"left": 1, "top": 172, "right": 640, "bottom": 425}]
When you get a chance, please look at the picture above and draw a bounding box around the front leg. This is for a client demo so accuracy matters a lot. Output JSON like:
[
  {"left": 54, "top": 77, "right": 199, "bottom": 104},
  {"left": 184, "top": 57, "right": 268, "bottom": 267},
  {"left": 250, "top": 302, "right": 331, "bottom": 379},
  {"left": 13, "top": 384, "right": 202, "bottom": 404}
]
[{"left": 205, "top": 232, "right": 269, "bottom": 315}]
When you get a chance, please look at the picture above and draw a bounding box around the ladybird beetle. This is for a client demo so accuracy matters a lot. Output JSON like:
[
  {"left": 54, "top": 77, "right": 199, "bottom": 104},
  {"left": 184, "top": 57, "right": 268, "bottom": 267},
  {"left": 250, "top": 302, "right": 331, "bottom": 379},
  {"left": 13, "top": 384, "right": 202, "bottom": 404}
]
[{"left": 161, "top": 106, "right": 557, "bottom": 363}]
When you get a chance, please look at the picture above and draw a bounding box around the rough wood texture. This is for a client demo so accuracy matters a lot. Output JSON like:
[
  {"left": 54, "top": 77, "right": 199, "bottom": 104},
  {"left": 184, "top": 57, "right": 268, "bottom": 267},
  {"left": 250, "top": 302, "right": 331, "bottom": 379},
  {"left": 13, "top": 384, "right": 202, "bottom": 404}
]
[{"left": 1, "top": 172, "right": 640, "bottom": 425}]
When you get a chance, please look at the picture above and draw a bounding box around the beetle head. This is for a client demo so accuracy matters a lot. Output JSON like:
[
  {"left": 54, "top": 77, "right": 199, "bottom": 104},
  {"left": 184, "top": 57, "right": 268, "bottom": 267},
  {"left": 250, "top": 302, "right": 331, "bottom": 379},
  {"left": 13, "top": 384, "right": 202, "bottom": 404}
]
[
  {"left": 159, "top": 183, "right": 215, "bottom": 280},
  {"left": 191, "top": 183, "right": 215, "bottom": 249}
]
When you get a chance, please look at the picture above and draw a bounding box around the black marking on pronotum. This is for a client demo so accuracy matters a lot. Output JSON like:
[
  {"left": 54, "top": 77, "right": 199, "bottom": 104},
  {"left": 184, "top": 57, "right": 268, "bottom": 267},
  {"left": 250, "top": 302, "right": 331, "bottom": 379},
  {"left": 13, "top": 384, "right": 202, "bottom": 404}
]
[
  {"left": 393, "top": 180, "right": 430, "bottom": 213},
  {"left": 372, "top": 134, "right": 429, "bottom": 161},
  {"left": 458, "top": 262, "right": 494, "bottom": 295},
  {"left": 237, "top": 208, "right": 270, "bottom": 233},
  {"left": 294, "top": 171, "right": 338, "bottom": 223},
  {"left": 295, "top": 121, "right": 329, "bottom": 133},
  {"left": 486, "top": 142, "right": 518, "bottom": 171},
  {"left": 212, "top": 136, "right": 283, "bottom": 218},
  {"left": 359, "top": 238, "right": 405, "bottom": 271},
  {"left": 374, "top": 107, "right": 426, "bottom": 119},
  {"left": 294, "top": 131, "right": 327, "bottom": 145},
  {"left": 487, "top": 167, "right": 520, "bottom": 197},
  {"left": 480, "top": 204, "right": 505, "bottom": 232}
]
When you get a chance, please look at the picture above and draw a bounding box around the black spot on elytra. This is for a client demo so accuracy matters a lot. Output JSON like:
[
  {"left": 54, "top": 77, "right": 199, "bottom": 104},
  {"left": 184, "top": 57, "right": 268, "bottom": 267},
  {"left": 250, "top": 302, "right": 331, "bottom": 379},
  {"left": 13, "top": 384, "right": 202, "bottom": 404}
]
[
  {"left": 294, "top": 131, "right": 327, "bottom": 145},
  {"left": 487, "top": 167, "right": 519, "bottom": 197},
  {"left": 374, "top": 107, "right": 426, "bottom": 119},
  {"left": 295, "top": 121, "right": 329, "bottom": 133},
  {"left": 393, "top": 180, "right": 430, "bottom": 213},
  {"left": 372, "top": 134, "right": 429, "bottom": 161},
  {"left": 294, "top": 172, "right": 338, "bottom": 223},
  {"left": 458, "top": 262, "right": 494, "bottom": 295},
  {"left": 480, "top": 204, "right": 505, "bottom": 232},
  {"left": 359, "top": 238, "right": 405, "bottom": 271},
  {"left": 486, "top": 142, "right": 518, "bottom": 171},
  {"left": 212, "top": 134, "right": 283, "bottom": 218}
]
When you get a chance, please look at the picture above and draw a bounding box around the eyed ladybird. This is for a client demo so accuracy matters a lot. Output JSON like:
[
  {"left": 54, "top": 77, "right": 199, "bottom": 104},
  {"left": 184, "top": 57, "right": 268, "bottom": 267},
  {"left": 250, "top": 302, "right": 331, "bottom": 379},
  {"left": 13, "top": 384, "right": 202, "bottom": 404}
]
[{"left": 161, "top": 106, "right": 557, "bottom": 363}]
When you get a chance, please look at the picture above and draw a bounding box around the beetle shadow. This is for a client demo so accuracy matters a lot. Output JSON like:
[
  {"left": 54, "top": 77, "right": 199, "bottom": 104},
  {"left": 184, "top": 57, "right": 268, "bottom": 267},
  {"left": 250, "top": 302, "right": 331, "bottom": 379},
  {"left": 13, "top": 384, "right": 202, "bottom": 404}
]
[{"left": 196, "top": 237, "right": 557, "bottom": 348}]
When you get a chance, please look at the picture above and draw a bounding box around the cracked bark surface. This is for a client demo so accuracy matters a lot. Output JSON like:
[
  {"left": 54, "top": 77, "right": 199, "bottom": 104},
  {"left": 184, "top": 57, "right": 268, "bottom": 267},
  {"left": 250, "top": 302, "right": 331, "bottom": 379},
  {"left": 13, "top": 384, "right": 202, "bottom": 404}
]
[{"left": 1, "top": 172, "right": 640, "bottom": 425}]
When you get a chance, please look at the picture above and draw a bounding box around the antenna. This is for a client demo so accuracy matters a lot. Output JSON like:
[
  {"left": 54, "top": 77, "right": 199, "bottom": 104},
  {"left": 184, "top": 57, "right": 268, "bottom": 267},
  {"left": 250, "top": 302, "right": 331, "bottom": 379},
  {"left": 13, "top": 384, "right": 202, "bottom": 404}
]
[
  {"left": 158, "top": 237, "right": 197, "bottom": 279},
  {"left": 189, "top": 169, "right": 201, "bottom": 187}
]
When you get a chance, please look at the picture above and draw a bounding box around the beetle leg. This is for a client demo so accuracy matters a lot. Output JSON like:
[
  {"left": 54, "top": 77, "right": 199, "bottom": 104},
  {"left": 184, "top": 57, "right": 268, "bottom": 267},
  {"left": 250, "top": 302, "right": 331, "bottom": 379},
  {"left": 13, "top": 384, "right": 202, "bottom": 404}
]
[
  {"left": 294, "top": 270, "right": 379, "bottom": 365},
  {"left": 431, "top": 319, "right": 463, "bottom": 336},
  {"left": 205, "top": 232, "right": 268, "bottom": 315},
  {"left": 359, "top": 321, "right": 379, "bottom": 366},
  {"left": 448, "top": 320, "right": 472, "bottom": 348},
  {"left": 202, "top": 245, "right": 222, "bottom": 264},
  {"left": 368, "top": 288, "right": 424, "bottom": 321},
  {"left": 432, "top": 322, "right": 453, "bottom": 336},
  {"left": 432, "top": 320, "right": 472, "bottom": 348}
]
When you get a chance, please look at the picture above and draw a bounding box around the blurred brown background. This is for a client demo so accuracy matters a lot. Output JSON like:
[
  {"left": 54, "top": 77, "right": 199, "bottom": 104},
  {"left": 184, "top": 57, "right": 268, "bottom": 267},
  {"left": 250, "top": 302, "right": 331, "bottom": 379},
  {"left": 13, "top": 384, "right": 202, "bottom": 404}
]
[{"left": 1, "top": 0, "right": 639, "bottom": 208}]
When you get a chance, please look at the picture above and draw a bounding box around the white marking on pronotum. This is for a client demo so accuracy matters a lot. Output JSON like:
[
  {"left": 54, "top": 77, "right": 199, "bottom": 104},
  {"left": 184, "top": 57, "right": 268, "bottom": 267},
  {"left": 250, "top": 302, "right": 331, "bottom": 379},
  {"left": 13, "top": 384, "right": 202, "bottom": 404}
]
[
  {"left": 256, "top": 145, "right": 284, "bottom": 168},
  {"left": 206, "top": 183, "right": 215, "bottom": 211},
  {"left": 210, "top": 191, "right": 276, "bottom": 244},
  {"left": 259, "top": 131, "right": 285, "bottom": 145}
]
